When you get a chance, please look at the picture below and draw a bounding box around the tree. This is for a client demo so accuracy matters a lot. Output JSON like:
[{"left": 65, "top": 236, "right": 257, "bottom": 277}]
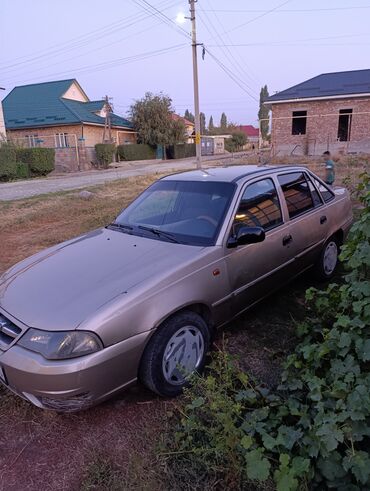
[
  {"left": 200, "top": 112, "right": 206, "bottom": 134},
  {"left": 231, "top": 131, "right": 247, "bottom": 150},
  {"left": 170, "top": 119, "right": 187, "bottom": 144},
  {"left": 208, "top": 115, "right": 214, "bottom": 133},
  {"left": 184, "top": 109, "right": 195, "bottom": 123},
  {"left": 220, "top": 112, "right": 227, "bottom": 130},
  {"left": 225, "top": 131, "right": 247, "bottom": 153},
  {"left": 129, "top": 92, "right": 173, "bottom": 147},
  {"left": 258, "top": 85, "right": 270, "bottom": 141}
]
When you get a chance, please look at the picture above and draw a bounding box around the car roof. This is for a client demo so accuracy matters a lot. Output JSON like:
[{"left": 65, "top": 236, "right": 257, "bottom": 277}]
[{"left": 162, "top": 164, "right": 308, "bottom": 183}]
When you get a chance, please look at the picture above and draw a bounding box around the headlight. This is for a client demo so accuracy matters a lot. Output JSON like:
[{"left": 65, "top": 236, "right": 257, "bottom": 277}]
[{"left": 18, "top": 329, "right": 103, "bottom": 360}]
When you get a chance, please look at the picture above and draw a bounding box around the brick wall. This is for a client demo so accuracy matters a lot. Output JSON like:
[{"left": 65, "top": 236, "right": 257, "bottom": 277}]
[
  {"left": 7, "top": 124, "right": 136, "bottom": 172},
  {"left": 271, "top": 97, "right": 370, "bottom": 156}
]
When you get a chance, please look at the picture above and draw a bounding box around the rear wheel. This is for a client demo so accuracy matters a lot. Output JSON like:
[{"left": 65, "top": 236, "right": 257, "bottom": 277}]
[
  {"left": 139, "top": 311, "right": 210, "bottom": 397},
  {"left": 313, "top": 236, "right": 339, "bottom": 281}
]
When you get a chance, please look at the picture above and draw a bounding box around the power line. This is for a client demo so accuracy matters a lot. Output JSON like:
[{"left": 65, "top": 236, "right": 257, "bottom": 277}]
[
  {"left": 130, "top": 0, "right": 190, "bottom": 41},
  {"left": 200, "top": 0, "right": 262, "bottom": 88},
  {"left": 200, "top": 5, "right": 370, "bottom": 13},
  {"left": 8, "top": 44, "right": 187, "bottom": 86},
  {"left": 2, "top": 13, "right": 179, "bottom": 85},
  {"left": 0, "top": 0, "right": 178, "bottom": 73},
  {"left": 197, "top": 8, "right": 259, "bottom": 94},
  {"left": 203, "top": 48, "right": 258, "bottom": 102},
  {"left": 217, "top": 0, "right": 293, "bottom": 37},
  {"left": 207, "top": 32, "right": 370, "bottom": 48}
]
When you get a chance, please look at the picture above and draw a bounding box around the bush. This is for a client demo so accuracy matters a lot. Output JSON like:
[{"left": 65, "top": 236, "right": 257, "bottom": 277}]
[
  {"left": 16, "top": 147, "right": 55, "bottom": 176},
  {"left": 162, "top": 174, "right": 370, "bottom": 490},
  {"left": 0, "top": 143, "right": 17, "bottom": 181},
  {"left": 95, "top": 143, "right": 116, "bottom": 168},
  {"left": 166, "top": 143, "right": 195, "bottom": 159},
  {"left": 117, "top": 143, "right": 155, "bottom": 161},
  {"left": 15, "top": 162, "right": 29, "bottom": 179},
  {"left": 0, "top": 161, "right": 17, "bottom": 181},
  {"left": 225, "top": 132, "right": 247, "bottom": 153}
]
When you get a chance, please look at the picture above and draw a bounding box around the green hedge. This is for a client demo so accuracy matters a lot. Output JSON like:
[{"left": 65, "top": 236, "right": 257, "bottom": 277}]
[
  {"left": 16, "top": 162, "right": 30, "bottom": 179},
  {"left": 16, "top": 147, "right": 55, "bottom": 175},
  {"left": 117, "top": 144, "right": 155, "bottom": 161},
  {"left": 0, "top": 144, "right": 17, "bottom": 181},
  {"left": 95, "top": 143, "right": 116, "bottom": 168},
  {"left": 166, "top": 143, "right": 196, "bottom": 159}
]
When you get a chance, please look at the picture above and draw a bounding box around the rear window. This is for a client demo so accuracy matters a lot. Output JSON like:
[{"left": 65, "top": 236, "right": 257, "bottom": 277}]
[
  {"left": 278, "top": 172, "right": 315, "bottom": 219},
  {"left": 312, "top": 177, "right": 335, "bottom": 203}
]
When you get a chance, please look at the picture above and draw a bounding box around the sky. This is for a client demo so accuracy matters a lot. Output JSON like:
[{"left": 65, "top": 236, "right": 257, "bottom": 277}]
[{"left": 1, "top": 0, "right": 370, "bottom": 127}]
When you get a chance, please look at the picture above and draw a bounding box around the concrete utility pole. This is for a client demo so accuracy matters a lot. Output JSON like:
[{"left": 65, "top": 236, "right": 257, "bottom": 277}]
[
  {"left": 189, "top": 0, "right": 201, "bottom": 169},
  {"left": 0, "top": 87, "right": 6, "bottom": 138},
  {"left": 102, "top": 95, "right": 113, "bottom": 143}
]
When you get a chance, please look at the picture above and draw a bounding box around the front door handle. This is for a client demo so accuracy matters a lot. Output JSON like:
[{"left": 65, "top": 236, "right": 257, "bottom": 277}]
[
  {"left": 320, "top": 215, "right": 327, "bottom": 224},
  {"left": 282, "top": 234, "right": 293, "bottom": 246}
]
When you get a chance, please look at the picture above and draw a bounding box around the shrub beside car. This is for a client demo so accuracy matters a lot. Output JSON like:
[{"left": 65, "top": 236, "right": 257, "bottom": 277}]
[{"left": 161, "top": 174, "right": 370, "bottom": 491}]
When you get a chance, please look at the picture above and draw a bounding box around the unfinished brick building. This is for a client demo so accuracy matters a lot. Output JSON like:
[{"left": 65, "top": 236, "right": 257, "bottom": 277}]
[{"left": 267, "top": 69, "right": 370, "bottom": 156}]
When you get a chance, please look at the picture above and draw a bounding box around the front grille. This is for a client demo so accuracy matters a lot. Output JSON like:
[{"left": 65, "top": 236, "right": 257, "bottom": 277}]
[{"left": 0, "top": 313, "right": 22, "bottom": 347}]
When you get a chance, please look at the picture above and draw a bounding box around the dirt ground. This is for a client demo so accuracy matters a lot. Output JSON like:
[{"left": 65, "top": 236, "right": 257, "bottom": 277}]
[{"left": 0, "top": 168, "right": 352, "bottom": 490}]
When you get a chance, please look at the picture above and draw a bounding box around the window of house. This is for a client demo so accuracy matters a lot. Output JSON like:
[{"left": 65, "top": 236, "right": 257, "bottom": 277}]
[
  {"left": 337, "top": 109, "right": 352, "bottom": 142},
  {"left": 278, "top": 172, "right": 315, "bottom": 219},
  {"left": 26, "top": 135, "right": 39, "bottom": 147},
  {"left": 292, "top": 111, "right": 307, "bottom": 135},
  {"left": 233, "top": 178, "right": 282, "bottom": 233},
  {"left": 54, "top": 133, "right": 69, "bottom": 148}
]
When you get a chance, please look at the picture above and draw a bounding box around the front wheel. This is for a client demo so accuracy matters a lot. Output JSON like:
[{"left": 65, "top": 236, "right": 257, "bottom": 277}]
[
  {"left": 139, "top": 311, "right": 211, "bottom": 397},
  {"left": 313, "top": 237, "right": 339, "bottom": 281}
]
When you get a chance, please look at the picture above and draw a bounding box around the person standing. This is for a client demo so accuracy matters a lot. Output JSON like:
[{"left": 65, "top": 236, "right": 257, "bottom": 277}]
[{"left": 323, "top": 151, "right": 335, "bottom": 185}]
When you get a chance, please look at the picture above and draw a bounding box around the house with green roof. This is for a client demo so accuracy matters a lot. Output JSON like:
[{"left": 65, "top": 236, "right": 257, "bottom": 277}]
[{"left": 2, "top": 79, "right": 136, "bottom": 171}]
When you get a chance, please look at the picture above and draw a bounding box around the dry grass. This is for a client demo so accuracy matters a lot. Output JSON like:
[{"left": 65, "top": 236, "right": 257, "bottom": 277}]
[{"left": 0, "top": 173, "right": 167, "bottom": 273}]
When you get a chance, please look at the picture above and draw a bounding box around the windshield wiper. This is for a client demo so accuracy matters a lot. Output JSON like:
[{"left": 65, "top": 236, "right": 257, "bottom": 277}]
[
  {"left": 138, "top": 225, "right": 181, "bottom": 243},
  {"left": 107, "top": 222, "right": 134, "bottom": 233}
]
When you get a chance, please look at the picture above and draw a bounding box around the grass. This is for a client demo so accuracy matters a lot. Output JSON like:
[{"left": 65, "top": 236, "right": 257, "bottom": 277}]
[{"left": 0, "top": 173, "right": 167, "bottom": 273}]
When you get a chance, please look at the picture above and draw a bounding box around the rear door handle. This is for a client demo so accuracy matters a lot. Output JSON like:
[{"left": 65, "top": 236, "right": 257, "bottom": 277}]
[
  {"left": 320, "top": 215, "right": 327, "bottom": 224},
  {"left": 282, "top": 234, "right": 293, "bottom": 246}
]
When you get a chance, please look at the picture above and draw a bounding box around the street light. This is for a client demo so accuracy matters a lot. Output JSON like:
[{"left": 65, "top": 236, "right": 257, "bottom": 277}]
[{"left": 176, "top": 0, "right": 201, "bottom": 169}]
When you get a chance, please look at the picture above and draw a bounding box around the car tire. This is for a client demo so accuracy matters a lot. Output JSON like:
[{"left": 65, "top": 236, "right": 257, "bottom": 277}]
[
  {"left": 313, "top": 236, "right": 340, "bottom": 281},
  {"left": 139, "top": 311, "right": 211, "bottom": 397}
]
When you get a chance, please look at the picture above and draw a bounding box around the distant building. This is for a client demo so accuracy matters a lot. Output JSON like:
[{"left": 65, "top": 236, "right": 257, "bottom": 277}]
[
  {"left": 171, "top": 113, "right": 195, "bottom": 143},
  {"left": 2, "top": 79, "right": 136, "bottom": 171},
  {"left": 238, "top": 125, "right": 259, "bottom": 143},
  {"left": 201, "top": 136, "right": 225, "bottom": 156},
  {"left": 266, "top": 69, "right": 370, "bottom": 156}
]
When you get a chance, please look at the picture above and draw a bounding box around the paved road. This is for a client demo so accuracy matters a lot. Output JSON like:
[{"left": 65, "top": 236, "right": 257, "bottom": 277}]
[{"left": 0, "top": 155, "right": 238, "bottom": 201}]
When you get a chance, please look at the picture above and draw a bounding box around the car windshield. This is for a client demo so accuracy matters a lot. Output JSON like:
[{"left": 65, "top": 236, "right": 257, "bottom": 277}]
[{"left": 113, "top": 180, "right": 236, "bottom": 246}]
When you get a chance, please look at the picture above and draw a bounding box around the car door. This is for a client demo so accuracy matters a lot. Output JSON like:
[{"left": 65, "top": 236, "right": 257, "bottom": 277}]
[
  {"left": 224, "top": 176, "right": 297, "bottom": 317},
  {"left": 276, "top": 171, "right": 329, "bottom": 271}
]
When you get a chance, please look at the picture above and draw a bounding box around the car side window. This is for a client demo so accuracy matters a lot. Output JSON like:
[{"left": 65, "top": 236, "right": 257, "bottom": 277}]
[
  {"left": 278, "top": 172, "right": 315, "bottom": 219},
  {"left": 233, "top": 178, "right": 283, "bottom": 233},
  {"left": 312, "top": 177, "right": 335, "bottom": 203},
  {"left": 305, "top": 173, "right": 323, "bottom": 206}
]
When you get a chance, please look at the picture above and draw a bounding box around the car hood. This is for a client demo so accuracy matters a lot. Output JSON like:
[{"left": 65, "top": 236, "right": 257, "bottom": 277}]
[{"left": 0, "top": 228, "right": 201, "bottom": 331}]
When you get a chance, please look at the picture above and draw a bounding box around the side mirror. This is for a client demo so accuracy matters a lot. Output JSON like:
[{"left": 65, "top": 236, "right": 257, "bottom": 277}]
[{"left": 227, "top": 226, "right": 265, "bottom": 248}]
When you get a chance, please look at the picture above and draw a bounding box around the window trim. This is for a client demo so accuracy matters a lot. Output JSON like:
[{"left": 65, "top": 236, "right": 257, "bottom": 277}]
[
  {"left": 308, "top": 172, "right": 335, "bottom": 203},
  {"left": 303, "top": 172, "right": 324, "bottom": 208}
]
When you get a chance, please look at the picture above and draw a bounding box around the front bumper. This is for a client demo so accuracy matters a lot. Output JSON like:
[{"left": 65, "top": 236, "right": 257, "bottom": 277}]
[{"left": 0, "top": 330, "right": 151, "bottom": 411}]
